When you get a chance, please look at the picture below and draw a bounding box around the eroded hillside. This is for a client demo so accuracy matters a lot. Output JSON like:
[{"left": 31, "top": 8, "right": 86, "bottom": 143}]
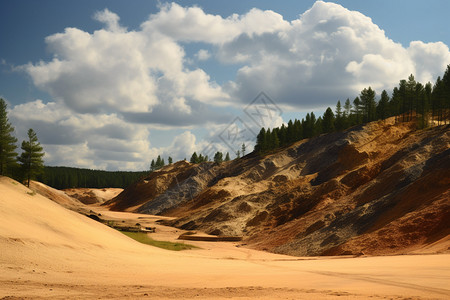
[{"left": 106, "top": 118, "right": 450, "bottom": 256}]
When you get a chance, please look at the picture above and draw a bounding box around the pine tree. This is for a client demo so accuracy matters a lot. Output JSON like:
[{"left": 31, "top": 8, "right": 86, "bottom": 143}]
[
  {"left": 190, "top": 152, "right": 198, "bottom": 164},
  {"left": 241, "top": 143, "right": 246, "bottom": 156},
  {"left": 441, "top": 65, "right": 450, "bottom": 124},
  {"left": 18, "top": 129, "right": 44, "bottom": 187},
  {"left": 377, "top": 90, "right": 390, "bottom": 120},
  {"left": 352, "top": 97, "right": 362, "bottom": 125},
  {"left": 360, "top": 87, "right": 376, "bottom": 122},
  {"left": 293, "top": 119, "right": 303, "bottom": 141},
  {"left": 150, "top": 159, "right": 155, "bottom": 171},
  {"left": 271, "top": 129, "right": 280, "bottom": 149},
  {"left": 334, "top": 101, "right": 344, "bottom": 131},
  {"left": 168, "top": 156, "right": 173, "bottom": 164},
  {"left": 406, "top": 74, "right": 416, "bottom": 121},
  {"left": 344, "top": 98, "right": 352, "bottom": 117},
  {"left": 254, "top": 128, "right": 266, "bottom": 154},
  {"left": 0, "top": 98, "right": 18, "bottom": 176},
  {"left": 278, "top": 124, "right": 287, "bottom": 146},
  {"left": 322, "top": 107, "right": 335, "bottom": 133},
  {"left": 213, "top": 151, "right": 223, "bottom": 163},
  {"left": 224, "top": 152, "right": 230, "bottom": 161}
]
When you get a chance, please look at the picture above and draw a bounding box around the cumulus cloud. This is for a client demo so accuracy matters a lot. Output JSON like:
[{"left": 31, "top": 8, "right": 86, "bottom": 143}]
[
  {"left": 15, "top": 1, "right": 450, "bottom": 169},
  {"left": 23, "top": 8, "right": 228, "bottom": 117},
  {"left": 219, "top": 1, "right": 450, "bottom": 108},
  {"left": 195, "top": 49, "right": 211, "bottom": 61}
]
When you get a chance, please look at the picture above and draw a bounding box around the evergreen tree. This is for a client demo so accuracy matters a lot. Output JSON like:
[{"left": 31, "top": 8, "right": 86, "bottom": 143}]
[
  {"left": 432, "top": 77, "right": 444, "bottom": 125},
  {"left": 254, "top": 128, "right": 267, "bottom": 154},
  {"left": 360, "top": 87, "right": 376, "bottom": 122},
  {"left": 377, "top": 90, "right": 390, "bottom": 120},
  {"left": 344, "top": 98, "right": 352, "bottom": 117},
  {"left": 241, "top": 143, "right": 246, "bottom": 156},
  {"left": 398, "top": 80, "right": 408, "bottom": 121},
  {"left": 18, "top": 129, "right": 44, "bottom": 187},
  {"left": 310, "top": 112, "right": 318, "bottom": 136},
  {"left": 293, "top": 119, "right": 303, "bottom": 141},
  {"left": 0, "top": 98, "right": 18, "bottom": 176},
  {"left": 303, "top": 113, "right": 312, "bottom": 138},
  {"left": 278, "top": 124, "right": 287, "bottom": 146},
  {"left": 190, "top": 152, "right": 198, "bottom": 164},
  {"left": 352, "top": 97, "right": 362, "bottom": 125},
  {"left": 213, "top": 151, "right": 223, "bottom": 163},
  {"left": 271, "top": 129, "right": 280, "bottom": 149},
  {"left": 150, "top": 159, "right": 155, "bottom": 171},
  {"left": 406, "top": 74, "right": 417, "bottom": 121},
  {"left": 224, "top": 152, "right": 230, "bottom": 161},
  {"left": 168, "top": 156, "right": 173, "bottom": 164},
  {"left": 334, "top": 101, "right": 344, "bottom": 131},
  {"left": 441, "top": 65, "right": 450, "bottom": 124},
  {"left": 322, "top": 107, "right": 335, "bottom": 133},
  {"left": 236, "top": 150, "right": 240, "bottom": 159},
  {"left": 287, "top": 119, "right": 295, "bottom": 143}
]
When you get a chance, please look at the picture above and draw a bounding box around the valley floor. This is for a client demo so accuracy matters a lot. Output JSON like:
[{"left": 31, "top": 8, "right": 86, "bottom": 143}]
[
  {"left": 1, "top": 178, "right": 449, "bottom": 300},
  {"left": 2, "top": 208, "right": 449, "bottom": 299}
]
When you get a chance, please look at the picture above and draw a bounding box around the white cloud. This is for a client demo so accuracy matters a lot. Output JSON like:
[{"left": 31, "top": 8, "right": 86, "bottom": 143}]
[
  {"left": 23, "top": 8, "right": 228, "bottom": 116},
  {"left": 220, "top": 1, "right": 450, "bottom": 108},
  {"left": 195, "top": 49, "right": 211, "bottom": 61},
  {"left": 14, "top": 2, "right": 450, "bottom": 170},
  {"left": 141, "top": 3, "right": 289, "bottom": 44},
  {"left": 93, "top": 8, "right": 125, "bottom": 33}
]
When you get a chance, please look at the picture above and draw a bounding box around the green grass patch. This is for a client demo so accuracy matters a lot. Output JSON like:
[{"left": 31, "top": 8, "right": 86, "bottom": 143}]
[{"left": 120, "top": 231, "right": 199, "bottom": 251}]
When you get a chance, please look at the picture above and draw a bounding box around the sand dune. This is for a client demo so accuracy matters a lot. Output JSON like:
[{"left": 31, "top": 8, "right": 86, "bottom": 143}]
[{"left": 1, "top": 176, "right": 449, "bottom": 299}]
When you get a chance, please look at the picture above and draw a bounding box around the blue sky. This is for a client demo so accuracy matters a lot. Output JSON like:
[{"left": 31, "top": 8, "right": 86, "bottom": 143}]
[{"left": 1, "top": 1, "right": 449, "bottom": 170}]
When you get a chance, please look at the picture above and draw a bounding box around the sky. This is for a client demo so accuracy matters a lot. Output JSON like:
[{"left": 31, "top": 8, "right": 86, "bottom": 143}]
[{"left": 1, "top": 0, "right": 450, "bottom": 171}]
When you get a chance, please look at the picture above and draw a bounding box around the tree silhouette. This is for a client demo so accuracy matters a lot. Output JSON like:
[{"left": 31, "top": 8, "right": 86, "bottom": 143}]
[
  {"left": 0, "top": 98, "right": 18, "bottom": 176},
  {"left": 18, "top": 129, "right": 44, "bottom": 187}
]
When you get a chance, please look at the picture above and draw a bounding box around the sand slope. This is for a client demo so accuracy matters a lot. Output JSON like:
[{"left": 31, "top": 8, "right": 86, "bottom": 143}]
[
  {"left": 64, "top": 187, "right": 123, "bottom": 204},
  {"left": 1, "top": 176, "right": 450, "bottom": 299}
]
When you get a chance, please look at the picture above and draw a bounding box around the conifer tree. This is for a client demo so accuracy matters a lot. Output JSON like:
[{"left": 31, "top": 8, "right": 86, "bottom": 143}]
[
  {"left": 377, "top": 90, "right": 390, "bottom": 120},
  {"left": 254, "top": 128, "right": 267, "bottom": 154},
  {"left": 352, "top": 97, "right": 362, "bottom": 125},
  {"left": 278, "top": 124, "right": 287, "bottom": 146},
  {"left": 150, "top": 159, "right": 155, "bottom": 171},
  {"left": 18, "top": 128, "right": 44, "bottom": 187},
  {"left": 334, "top": 101, "right": 344, "bottom": 131},
  {"left": 322, "top": 107, "right": 335, "bottom": 133},
  {"left": 168, "top": 156, "right": 173, "bottom": 164},
  {"left": 213, "top": 151, "right": 223, "bottom": 163},
  {"left": 0, "top": 98, "right": 18, "bottom": 176},
  {"left": 241, "top": 143, "right": 246, "bottom": 156},
  {"left": 344, "top": 98, "right": 352, "bottom": 117},
  {"left": 190, "top": 152, "right": 198, "bottom": 164},
  {"left": 271, "top": 129, "right": 280, "bottom": 149},
  {"left": 360, "top": 87, "right": 376, "bottom": 122},
  {"left": 224, "top": 152, "right": 230, "bottom": 161}
]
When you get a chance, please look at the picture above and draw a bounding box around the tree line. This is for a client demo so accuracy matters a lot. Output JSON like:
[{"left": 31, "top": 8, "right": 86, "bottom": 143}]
[
  {"left": 0, "top": 98, "right": 44, "bottom": 186},
  {"left": 36, "top": 166, "right": 147, "bottom": 189},
  {"left": 255, "top": 66, "right": 450, "bottom": 154}
]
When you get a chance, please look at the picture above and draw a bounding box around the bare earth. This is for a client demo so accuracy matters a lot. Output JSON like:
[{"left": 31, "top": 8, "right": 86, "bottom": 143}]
[{"left": 1, "top": 177, "right": 449, "bottom": 299}]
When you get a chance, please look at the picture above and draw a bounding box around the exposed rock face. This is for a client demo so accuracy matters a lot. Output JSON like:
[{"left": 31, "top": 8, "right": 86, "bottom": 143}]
[{"left": 106, "top": 118, "right": 450, "bottom": 256}]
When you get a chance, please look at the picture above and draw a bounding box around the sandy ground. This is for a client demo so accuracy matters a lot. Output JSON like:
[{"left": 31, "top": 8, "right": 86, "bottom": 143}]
[{"left": 1, "top": 177, "right": 449, "bottom": 299}]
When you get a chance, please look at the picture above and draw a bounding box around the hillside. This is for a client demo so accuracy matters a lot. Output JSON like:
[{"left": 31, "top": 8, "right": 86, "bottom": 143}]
[{"left": 106, "top": 118, "right": 450, "bottom": 256}]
